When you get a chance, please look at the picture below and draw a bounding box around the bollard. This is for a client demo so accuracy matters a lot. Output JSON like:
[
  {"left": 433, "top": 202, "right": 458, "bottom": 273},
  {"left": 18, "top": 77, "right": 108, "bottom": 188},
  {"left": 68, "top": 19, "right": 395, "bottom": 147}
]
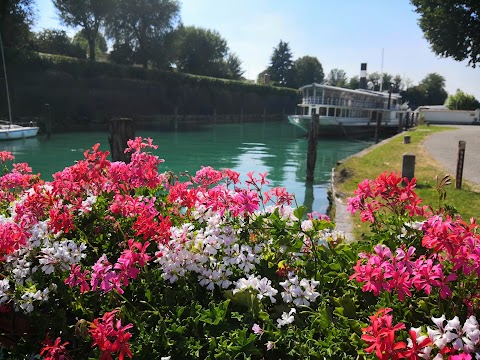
[
  {"left": 404, "top": 135, "right": 411, "bottom": 144},
  {"left": 456, "top": 141, "right": 466, "bottom": 189},
  {"left": 306, "top": 111, "right": 319, "bottom": 181},
  {"left": 402, "top": 153, "right": 416, "bottom": 185},
  {"left": 109, "top": 117, "right": 135, "bottom": 163}
]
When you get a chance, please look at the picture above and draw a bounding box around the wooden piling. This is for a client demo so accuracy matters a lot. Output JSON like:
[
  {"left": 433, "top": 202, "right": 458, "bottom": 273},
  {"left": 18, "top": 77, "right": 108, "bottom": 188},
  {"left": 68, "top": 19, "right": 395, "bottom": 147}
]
[
  {"left": 402, "top": 153, "right": 416, "bottom": 185},
  {"left": 306, "top": 111, "right": 319, "bottom": 181},
  {"left": 109, "top": 117, "right": 135, "bottom": 163},
  {"left": 374, "top": 111, "right": 381, "bottom": 144},
  {"left": 456, "top": 141, "right": 466, "bottom": 189}
]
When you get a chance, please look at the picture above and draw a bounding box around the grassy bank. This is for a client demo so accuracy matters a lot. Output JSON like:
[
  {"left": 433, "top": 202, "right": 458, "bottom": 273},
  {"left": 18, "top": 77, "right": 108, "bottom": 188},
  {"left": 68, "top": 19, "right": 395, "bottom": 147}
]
[{"left": 334, "top": 125, "right": 480, "bottom": 238}]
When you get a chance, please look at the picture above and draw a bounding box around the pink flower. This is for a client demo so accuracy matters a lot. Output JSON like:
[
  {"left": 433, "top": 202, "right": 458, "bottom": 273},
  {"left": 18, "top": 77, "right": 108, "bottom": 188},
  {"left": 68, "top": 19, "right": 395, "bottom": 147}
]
[{"left": 252, "top": 323, "right": 264, "bottom": 335}]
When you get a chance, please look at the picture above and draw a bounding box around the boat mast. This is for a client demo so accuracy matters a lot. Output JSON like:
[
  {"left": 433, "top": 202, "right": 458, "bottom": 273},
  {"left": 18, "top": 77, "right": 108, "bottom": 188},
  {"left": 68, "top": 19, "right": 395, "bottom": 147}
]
[{"left": 0, "top": 32, "right": 13, "bottom": 125}]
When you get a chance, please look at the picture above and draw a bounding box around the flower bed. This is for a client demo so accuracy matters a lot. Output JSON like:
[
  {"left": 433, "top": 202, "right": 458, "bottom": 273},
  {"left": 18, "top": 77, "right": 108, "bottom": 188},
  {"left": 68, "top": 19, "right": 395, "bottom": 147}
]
[{"left": 0, "top": 138, "right": 478, "bottom": 359}]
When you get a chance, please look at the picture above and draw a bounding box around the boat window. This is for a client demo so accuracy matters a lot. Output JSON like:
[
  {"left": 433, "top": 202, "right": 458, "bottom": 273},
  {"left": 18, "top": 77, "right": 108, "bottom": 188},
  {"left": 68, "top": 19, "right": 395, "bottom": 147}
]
[
  {"left": 319, "top": 107, "right": 327, "bottom": 116},
  {"left": 336, "top": 108, "right": 341, "bottom": 117},
  {"left": 345, "top": 109, "right": 350, "bottom": 117},
  {"left": 328, "top": 108, "right": 335, "bottom": 117}
]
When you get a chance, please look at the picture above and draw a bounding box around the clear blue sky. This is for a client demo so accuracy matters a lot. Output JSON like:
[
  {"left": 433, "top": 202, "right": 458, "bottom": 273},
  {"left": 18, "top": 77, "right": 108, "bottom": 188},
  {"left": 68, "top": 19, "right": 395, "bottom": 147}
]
[{"left": 34, "top": 0, "right": 480, "bottom": 101}]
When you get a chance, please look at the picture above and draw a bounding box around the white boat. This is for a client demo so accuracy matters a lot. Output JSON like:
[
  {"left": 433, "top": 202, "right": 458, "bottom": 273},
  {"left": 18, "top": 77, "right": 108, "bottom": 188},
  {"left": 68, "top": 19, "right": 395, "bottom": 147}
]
[
  {"left": 0, "top": 32, "right": 39, "bottom": 140},
  {"left": 0, "top": 120, "right": 39, "bottom": 140},
  {"left": 288, "top": 83, "right": 410, "bottom": 137}
]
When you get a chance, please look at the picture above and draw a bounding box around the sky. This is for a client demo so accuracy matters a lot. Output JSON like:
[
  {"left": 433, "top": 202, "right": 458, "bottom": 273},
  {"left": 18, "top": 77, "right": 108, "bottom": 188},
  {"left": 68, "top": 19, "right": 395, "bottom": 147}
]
[{"left": 34, "top": 0, "right": 480, "bottom": 101}]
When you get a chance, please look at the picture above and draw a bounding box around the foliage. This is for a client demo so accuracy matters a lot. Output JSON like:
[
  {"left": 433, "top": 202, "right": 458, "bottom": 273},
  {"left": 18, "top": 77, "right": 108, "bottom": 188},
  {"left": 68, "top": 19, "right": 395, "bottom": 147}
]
[
  {"left": 411, "top": 0, "right": 480, "bottom": 67},
  {"left": 402, "top": 73, "right": 448, "bottom": 109},
  {"left": 445, "top": 89, "right": 480, "bottom": 110},
  {"left": 33, "top": 29, "right": 85, "bottom": 59},
  {"left": 0, "top": 0, "right": 35, "bottom": 48},
  {"left": 0, "top": 138, "right": 480, "bottom": 359},
  {"left": 326, "top": 68, "right": 348, "bottom": 87},
  {"left": 222, "top": 53, "right": 245, "bottom": 80},
  {"left": 268, "top": 40, "right": 295, "bottom": 87},
  {"left": 105, "top": 0, "right": 180, "bottom": 69},
  {"left": 348, "top": 75, "right": 360, "bottom": 90},
  {"left": 53, "top": 0, "right": 113, "bottom": 62},
  {"left": 72, "top": 29, "right": 108, "bottom": 60},
  {"left": 174, "top": 25, "right": 230, "bottom": 78},
  {"left": 292, "top": 55, "right": 324, "bottom": 88}
]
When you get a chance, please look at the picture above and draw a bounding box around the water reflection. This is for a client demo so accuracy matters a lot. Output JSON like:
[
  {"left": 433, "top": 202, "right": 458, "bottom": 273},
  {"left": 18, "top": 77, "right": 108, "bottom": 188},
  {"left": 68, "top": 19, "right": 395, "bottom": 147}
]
[{"left": 0, "top": 121, "right": 373, "bottom": 214}]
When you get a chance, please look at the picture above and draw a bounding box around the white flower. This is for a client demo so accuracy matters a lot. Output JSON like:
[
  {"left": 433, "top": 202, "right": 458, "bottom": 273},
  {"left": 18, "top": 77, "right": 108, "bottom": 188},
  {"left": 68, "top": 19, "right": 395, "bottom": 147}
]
[{"left": 277, "top": 308, "right": 296, "bottom": 328}]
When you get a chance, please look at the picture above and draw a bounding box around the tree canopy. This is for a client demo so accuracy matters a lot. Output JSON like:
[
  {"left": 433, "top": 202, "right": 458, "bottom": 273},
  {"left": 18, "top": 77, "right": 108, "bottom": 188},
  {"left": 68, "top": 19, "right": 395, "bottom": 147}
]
[
  {"left": 174, "top": 25, "right": 228, "bottom": 77},
  {"left": 292, "top": 55, "right": 324, "bottom": 88},
  {"left": 0, "top": 0, "right": 35, "bottom": 48},
  {"left": 268, "top": 40, "right": 294, "bottom": 87},
  {"left": 411, "top": 0, "right": 480, "bottom": 67},
  {"left": 106, "top": 0, "right": 180, "bottom": 69},
  {"left": 401, "top": 72, "right": 448, "bottom": 109},
  {"left": 53, "top": 0, "right": 113, "bottom": 61},
  {"left": 33, "top": 29, "right": 85, "bottom": 58},
  {"left": 445, "top": 89, "right": 480, "bottom": 110},
  {"left": 326, "top": 68, "right": 347, "bottom": 87}
]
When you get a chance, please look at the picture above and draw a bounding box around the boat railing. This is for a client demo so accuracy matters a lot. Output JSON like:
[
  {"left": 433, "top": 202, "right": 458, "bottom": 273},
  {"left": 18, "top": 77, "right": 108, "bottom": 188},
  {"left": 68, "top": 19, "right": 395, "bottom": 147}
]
[{"left": 301, "top": 97, "right": 403, "bottom": 111}]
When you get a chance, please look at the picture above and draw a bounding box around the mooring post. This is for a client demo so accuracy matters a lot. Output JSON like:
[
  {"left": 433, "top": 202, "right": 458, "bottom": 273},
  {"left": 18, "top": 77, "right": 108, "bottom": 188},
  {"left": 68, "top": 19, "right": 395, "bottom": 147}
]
[
  {"left": 402, "top": 153, "right": 416, "bottom": 185},
  {"left": 306, "top": 110, "right": 319, "bottom": 181},
  {"left": 374, "top": 111, "right": 381, "bottom": 144},
  {"left": 456, "top": 140, "right": 466, "bottom": 189},
  {"left": 404, "top": 135, "right": 411, "bottom": 144},
  {"left": 398, "top": 112, "right": 403, "bottom": 134},
  {"left": 109, "top": 117, "right": 135, "bottom": 163}
]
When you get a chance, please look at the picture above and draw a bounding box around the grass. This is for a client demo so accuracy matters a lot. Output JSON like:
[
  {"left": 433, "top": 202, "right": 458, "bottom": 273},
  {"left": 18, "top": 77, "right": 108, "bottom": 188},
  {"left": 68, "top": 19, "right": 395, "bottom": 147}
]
[{"left": 333, "top": 125, "right": 480, "bottom": 239}]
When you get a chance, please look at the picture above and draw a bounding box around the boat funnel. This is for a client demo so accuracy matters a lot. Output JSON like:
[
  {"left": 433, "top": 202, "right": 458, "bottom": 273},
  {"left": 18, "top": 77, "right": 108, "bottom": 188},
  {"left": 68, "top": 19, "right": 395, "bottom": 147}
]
[{"left": 359, "top": 63, "right": 367, "bottom": 89}]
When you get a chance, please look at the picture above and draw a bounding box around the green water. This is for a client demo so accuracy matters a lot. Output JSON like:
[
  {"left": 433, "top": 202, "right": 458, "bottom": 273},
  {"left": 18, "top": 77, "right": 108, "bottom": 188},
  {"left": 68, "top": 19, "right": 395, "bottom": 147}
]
[{"left": 0, "top": 121, "right": 373, "bottom": 214}]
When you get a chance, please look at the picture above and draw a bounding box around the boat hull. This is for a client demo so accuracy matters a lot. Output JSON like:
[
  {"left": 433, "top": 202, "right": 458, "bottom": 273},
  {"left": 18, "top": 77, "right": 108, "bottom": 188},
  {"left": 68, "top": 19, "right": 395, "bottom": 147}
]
[
  {"left": 0, "top": 126, "right": 39, "bottom": 140},
  {"left": 288, "top": 115, "right": 399, "bottom": 137}
]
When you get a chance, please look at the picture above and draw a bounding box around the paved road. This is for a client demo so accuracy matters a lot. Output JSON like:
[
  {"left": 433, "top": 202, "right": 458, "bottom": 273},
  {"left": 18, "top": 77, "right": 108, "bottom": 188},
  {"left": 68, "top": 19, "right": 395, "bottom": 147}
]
[{"left": 423, "top": 125, "right": 480, "bottom": 185}]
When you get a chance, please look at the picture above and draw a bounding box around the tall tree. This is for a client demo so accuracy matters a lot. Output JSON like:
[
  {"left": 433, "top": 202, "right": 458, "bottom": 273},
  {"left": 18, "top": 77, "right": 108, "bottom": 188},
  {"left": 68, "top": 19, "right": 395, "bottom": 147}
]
[
  {"left": 72, "top": 29, "right": 108, "bottom": 59},
  {"left": 445, "top": 89, "right": 480, "bottom": 110},
  {"left": 392, "top": 75, "right": 404, "bottom": 93},
  {"left": 326, "top": 68, "right": 347, "bottom": 87},
  {"left": 53, "top": 0, "right": 113, "bottom": 61},
  {"left": 106, "top": 0, "right": 180, "bottom": 69},
  {"left": 411, "top": 0, "right": 480, "bottom": 67},
  {"left": 174, "top": 25, "right": 228, "bottom": 77},
  {"left": 292, "top": 55, "right": 324, "bottom": 88},
  {"left": 0, "top": 0, "right": 35, "bottom": 48},
  {"left": 268, "top": 40, "right": 294, "bottom": 87}
]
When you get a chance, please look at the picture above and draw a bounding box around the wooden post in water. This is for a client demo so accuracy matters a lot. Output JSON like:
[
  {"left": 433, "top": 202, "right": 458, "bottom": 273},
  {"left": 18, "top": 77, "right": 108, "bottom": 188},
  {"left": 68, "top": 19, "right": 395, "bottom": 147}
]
[
  {"left": 374, "top": 111, "right": 381, "bottom": 144},
  {"left": 456, "top": 141, "right": 466, "bottom": 189},
  {"left": 109, "top": 117, "right": 135, "bottom": 163},
  {"left": 398, "top": 112, "right": 403, "bottom": 133},
  {"left": 306, "top": 110, "right": 319, "bottom": 181}
]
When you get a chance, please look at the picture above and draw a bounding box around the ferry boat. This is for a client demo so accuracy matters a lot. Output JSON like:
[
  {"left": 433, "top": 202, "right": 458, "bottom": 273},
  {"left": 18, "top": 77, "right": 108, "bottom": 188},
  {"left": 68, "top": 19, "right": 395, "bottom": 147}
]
[{"left": 288, "top": 83, "right": 410, "bottom": 137}]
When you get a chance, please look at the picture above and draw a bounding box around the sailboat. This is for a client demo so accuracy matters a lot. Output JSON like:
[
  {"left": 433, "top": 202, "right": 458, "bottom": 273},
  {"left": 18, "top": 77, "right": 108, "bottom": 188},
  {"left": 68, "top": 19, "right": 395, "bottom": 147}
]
[{"left": 0, "top": 32, "right": 38, "bottom": 140}]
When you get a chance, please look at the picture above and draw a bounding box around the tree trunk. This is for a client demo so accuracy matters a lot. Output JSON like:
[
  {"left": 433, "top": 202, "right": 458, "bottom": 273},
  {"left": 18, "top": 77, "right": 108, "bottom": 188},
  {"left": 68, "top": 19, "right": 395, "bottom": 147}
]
[{"left": 88, "top": 37, "right": 96, "bottom": 62}]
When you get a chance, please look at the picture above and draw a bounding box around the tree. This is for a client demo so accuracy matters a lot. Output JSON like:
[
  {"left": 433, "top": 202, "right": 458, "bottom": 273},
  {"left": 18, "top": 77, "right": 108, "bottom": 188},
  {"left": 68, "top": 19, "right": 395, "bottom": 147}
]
[
  {"left": 0, "top": 0, "right": 35, "bottom": 48},
  {"left": 326, "top": 68, "right": 347, "bottom": 87},
  {"left": 445, "top": 89, "right": 480, "bottom": 110},
  {"left": 106, "top": 0, "right": 180, "bottom": 69},
  {"left": 34, "top": 29, "right": 85, "bottom": 58},
  {"left": 292, "top": 55, "right": 324, "bottom": 88},
  {"left": 268, "top": 40, "right": 294, "bottom": 87},
  {"left": 174, "top": 25, "right": 228, "bottom": 77},
  {"left": 401, "top": 72, "right": 448, "bottom": 109},
  {"left": 347, "top": 75, "right": 360, "bottom": 89},
  {"left": 411, "top": 0, "right": 480, "bottom": 67},
  {"left": 392, "top": 75, "right": 405, "bottom": 93},
  {"left": 367, "top": 71, "right": 381, "bottom": 90},
  {"left": 72, "top": 29, "right": 108, "bottom": 59},
  {"left": 256, "top": 69, "right": 269, "bottom": 84},
  {"left": 53, "top": 0, "right": 113, "bottom": 62},
  {"left": 222, "top": 53, "right": 244, "bottom": 80}
]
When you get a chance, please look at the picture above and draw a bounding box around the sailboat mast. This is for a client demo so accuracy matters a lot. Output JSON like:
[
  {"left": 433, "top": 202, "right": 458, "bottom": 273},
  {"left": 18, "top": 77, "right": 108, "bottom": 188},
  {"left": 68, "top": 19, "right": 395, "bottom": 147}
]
[{"left": 0, "top": 32, "right": 13, "bottom": 125}]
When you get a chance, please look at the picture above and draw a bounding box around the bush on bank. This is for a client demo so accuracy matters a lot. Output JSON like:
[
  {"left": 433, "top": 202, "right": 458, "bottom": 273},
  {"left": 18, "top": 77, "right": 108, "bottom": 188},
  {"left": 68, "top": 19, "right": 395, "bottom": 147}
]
[{"left": 0, "top": 138, "right": 479, "bottom": 359}]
